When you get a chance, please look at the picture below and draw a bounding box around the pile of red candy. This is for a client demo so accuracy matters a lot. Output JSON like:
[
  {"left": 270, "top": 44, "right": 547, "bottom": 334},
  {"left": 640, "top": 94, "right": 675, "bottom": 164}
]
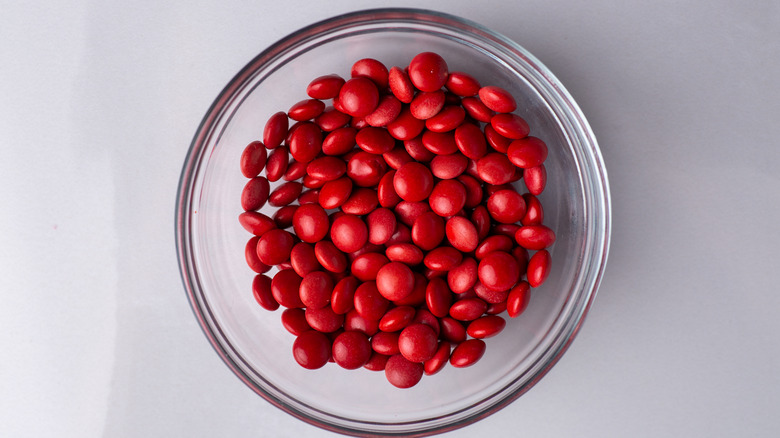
[{"left": 239, "top": 52, "right": 555, "bottom": 388}]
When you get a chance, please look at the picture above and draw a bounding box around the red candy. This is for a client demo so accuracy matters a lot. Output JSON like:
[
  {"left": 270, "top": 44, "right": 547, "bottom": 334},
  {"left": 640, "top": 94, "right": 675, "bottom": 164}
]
[{"left": 239, "top": 51, "right": 560, "bottom": 388}]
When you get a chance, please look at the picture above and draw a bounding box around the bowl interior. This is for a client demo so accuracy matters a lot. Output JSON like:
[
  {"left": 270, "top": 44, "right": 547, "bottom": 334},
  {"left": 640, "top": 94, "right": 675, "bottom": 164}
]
[{"left": 180, "top": 10, "right": 607, "bottom": 436}]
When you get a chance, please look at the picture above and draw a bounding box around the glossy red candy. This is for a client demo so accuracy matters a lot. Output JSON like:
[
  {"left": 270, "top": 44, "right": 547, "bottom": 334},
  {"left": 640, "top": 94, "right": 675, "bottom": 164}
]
[
  {"left": 292, "top": 330, "right": 331, "bottom": 370},
  {"left": 338, "top": 77, "right": 380, "bottom": 117},
  {"left": 449, "top": 339, "right": 486, "bottom": 368},
  {"left": 376, "top": 262, "right": 415, "bottom": 301},
  {"left": 393, "top": 162, "right": 434, "bottom": 202},
  {"left": 527, "top": 249, "right": 551, "bottom": 287},
  {"left": 263, "top": 111, "right": 288, "bottom": 149},
  {"left": 378, "top": 306, "right": 416, "bottom": 332},
  {"left": 487, "top": 189, "right": 527, "bottom": 224},
  {"left": 478, "top": 251, "right": 520, "bottom": 291},
  {"left": 408, "top": 52, "right": 449, "bottom": 92},
  {"left": 424, "top": 341, "right": 451, "bottom": 375},
  {"left": 241, "top": 177, "right": 270, "bottom": 211},
  {"left": 252, "top": 274, "right": 278, "bottom": 311},
  {"left": 515, "top": 225, "right": 557, "bottom": 250},
  {"left": 353, "top": 281, "right": 389, "bottom": 321},
  {"left": 428, "top": 179, "right": 467, "bottom": 217},
  {"left": 351, "top": 58, "right": 389, "bottom": 89},
  {"left": 507, "top": 281, "right": 531, "bottom": 318},
  {"left": 307, "top": 74, "right": 345, "bottom": 99},
  {"left": 446, "top": 71, "right": 480, "bottom": 96},
  {"left": 388, "top": 66, "right": 414, "bottom": 103},
  {"left": 240, "top": 140, "right": 268, "bottom": 178},
  {"left": 467, "top": 315, "right": 506, "bottom": 339},
  {"left": 478, "top": 86, "right": 517, "bottom": 113},
  {"left": 330, "top": 214, "right": 368, "bottom": 253}
]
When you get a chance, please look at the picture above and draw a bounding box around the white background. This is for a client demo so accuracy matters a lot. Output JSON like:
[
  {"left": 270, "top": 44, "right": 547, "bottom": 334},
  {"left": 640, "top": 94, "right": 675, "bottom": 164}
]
[{"left": 2, "top": 1, "right": 779, "bottom": 437}]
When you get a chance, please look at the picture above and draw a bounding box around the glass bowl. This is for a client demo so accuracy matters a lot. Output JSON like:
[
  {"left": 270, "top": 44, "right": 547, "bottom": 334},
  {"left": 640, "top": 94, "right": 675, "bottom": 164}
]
[{"left": 176, "top": 8, "right": 611, "bottom": 437}]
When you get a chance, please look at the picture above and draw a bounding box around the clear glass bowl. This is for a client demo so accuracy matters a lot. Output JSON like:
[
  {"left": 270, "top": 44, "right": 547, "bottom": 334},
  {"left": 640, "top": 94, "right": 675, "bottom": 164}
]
[{"left": 176, "top": 8, "right": 610, "bottom": 437}]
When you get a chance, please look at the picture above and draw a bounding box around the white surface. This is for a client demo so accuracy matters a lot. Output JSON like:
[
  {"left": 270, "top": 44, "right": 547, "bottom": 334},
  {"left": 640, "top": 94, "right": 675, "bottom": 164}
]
[{"left": 1, "top": 1, "right": 779, "bottom": 437}]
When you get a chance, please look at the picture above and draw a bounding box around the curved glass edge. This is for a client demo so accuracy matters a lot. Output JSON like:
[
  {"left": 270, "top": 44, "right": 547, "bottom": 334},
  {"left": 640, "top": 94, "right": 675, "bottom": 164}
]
[{"left": 175, "top": 7, "right": 612, "bottom": 438}]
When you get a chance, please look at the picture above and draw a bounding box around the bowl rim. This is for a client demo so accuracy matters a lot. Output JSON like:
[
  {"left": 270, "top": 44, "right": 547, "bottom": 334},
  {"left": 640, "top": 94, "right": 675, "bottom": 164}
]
[{"left": 175, "top": 7, "right": 611, "bottom": 437}]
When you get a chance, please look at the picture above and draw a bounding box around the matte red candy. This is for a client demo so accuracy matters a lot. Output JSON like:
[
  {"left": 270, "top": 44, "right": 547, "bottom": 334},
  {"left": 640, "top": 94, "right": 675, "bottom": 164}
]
[
  {"left": 449, "top": 339, "right": 486, "bottom": 368},
  {"left": 240, "top": 141, "right": 268, "bottom": 178},
  {"left": 307, "top": 74, "right": 346, "bottom": 99},
  {"left": 398, "top": 323, "right": 438, "bottom": 362},
  {"left": 365, "top": 94, "right": 402, "bottom": 127},
  {"left": 292, "top": 330, "right": 331, "bottom": 370},
  {"left": 341, "top": 188, "right": 379, "bottom": 215},
  {"left": 523, "top": 164, "right": 547, "bottom": 195},
  {"left": 478, "top": 86, "right": 517, "bottom": 113},
  {"left": 338, "top": 77, "right": 380, "bottom": 117},
  {"left": 474, "top": 281, "right": 509, "bottom": 304},
  {"left": 332, "top": 331, "right": 372, "bottom": 369},
  {"left": 408, "top": 52, "right": 449, "bottom": 92},
  {"left": 263, "top": 111, "right": 289, "bottom": 149},
  {"left": 478, "top": 251, "right": 520, "bottom": 291},
  {"left": 252, "top": 274, "right": 279, "bottom": 311},
  {"left": 367, "top": 208, "right": 397, "bottom": 245},
  {"left": 410, "top": 90, "right": 445, "bottom": 120},
  {"left": 388, "top": 66, "right": 414, "bottom": 103},
  {"left": 305, "top": 305, "right": 344, "bottom": 333},
  {"left": 527, "top": 249, "right": 552, "bottom": 287},
  {"left": 447, "top": 257, "right": 479, "bottom": 294},
  {"left": 241, "top": 177, "right": 270, "bottom": 211},
  {"left": 376, "top": 262, "right": 415, "bottom": 301},
  {"left": 430, "top": 153, "right": 468, "bottom": 179},
  {"left": 382, "top": 146, "right": 414, "bottom": 170},
  {"left": 385, "top": 354, "right": 424, "bottom": 388},
  {"left": 299, "top": 271, "right": 334, "bottom": 309},
  {"left": 445, "top": 216, "right": 479, "bottom": 252},
  {"left": 476, "top": 152, "right": 516, "bottom": 185},
  {"left": 330, "top": 214, "right": 368, "bottom": 253},
  {"left": 404, "top": 135, "right": 436, "bottom": 162}
]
